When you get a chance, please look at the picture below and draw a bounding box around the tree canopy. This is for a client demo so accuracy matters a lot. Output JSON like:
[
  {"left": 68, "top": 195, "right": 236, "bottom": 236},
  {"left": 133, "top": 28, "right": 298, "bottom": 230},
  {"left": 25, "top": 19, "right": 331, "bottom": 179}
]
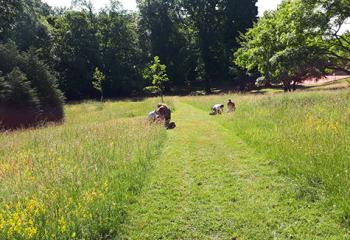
[
  {"left": 1, "top": 0, "right": 259, "bottom": 106},
  {"left": 235, "top": 0, "right": 350, "bottom": 90}
]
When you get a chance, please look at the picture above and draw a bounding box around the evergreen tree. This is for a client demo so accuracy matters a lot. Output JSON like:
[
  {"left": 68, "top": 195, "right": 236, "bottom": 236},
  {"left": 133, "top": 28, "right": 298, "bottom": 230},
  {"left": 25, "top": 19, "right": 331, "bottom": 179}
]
[{"left": 0, "top": 43, "right": 64, "bottom": 129}]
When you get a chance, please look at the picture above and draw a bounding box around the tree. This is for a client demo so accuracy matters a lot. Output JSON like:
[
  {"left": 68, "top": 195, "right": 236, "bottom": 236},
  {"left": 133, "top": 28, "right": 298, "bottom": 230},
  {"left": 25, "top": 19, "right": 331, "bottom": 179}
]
[
  {"left": 0, "top": 0, "right": 23, "bottom": 42},
  {"left": 235, "top": 0, "right": 330, "bottom": 91},
  {"left": 0, "top": 67, "right": 40, "bottom": 109},
  {"left": 0, "top": 43, "right": 64, "bottom": 129},
  {"left": 72, "top": 0, "right": 97, "bottom": 30},
  {"left": 302, "top": 0, "right": 350, "bottom": 74},
  {"left": 235, "top": 0, "right": 350, "bottom": 90},
  {"left": 137, "top": 0, "right": 194, "bottom": 89},
  {"left": 143, "top": 56, "right": 169, "bottom": 102},
  {"left": 97, "top": 4, "right": 144, "bottom": 97},
  {"left": 0, "top": 0, "right": 266, "bottom": 105},
  {"left": 182, "top": 0, "right": 258, "bottom": 92},
  {"left": 92, "top": 67, "right": 105, "bottom": 101},
  {"left": 52, "top": 11, "right": 100, "bottom": 99},
  {"left": 0, "top": 67, "right": 41, "bottom": 129},
  {"left": 0, "top": 0, "right": 53, "bottom": 55}
]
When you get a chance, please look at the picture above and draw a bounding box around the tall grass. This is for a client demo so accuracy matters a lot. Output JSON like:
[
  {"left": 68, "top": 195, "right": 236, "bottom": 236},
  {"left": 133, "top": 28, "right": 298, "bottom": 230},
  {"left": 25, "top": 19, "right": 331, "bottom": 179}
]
[
  {"left": 185, "top": 90, "right": 350, "bottom": 219},
  {"left": 65, "top": 98, "right": 174, "bottom": 125},
  {"left": 0, "top": 99, "right": 167, "bottom": 239}
]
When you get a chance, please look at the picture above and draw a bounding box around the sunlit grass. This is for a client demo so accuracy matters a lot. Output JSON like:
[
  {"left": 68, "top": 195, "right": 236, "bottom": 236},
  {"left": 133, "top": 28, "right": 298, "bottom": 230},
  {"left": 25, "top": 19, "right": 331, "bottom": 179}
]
[
  {"left": 1, "top": 91, "right": 350, "bottom": 239},
  {"left": 308, "top": 78, "right": 350, "bottom": 91},
  {"left": 251, "top": 77, "right": 350, "bottom": 94},
  {"left": 65, "top": 98, "right": 174, "bottom": 125},
  {"left": 184, "top": 90, "right": 350, "bottom": 218},
  {"left": 0, "top": 99, "right": 168, "bottom": 239}
]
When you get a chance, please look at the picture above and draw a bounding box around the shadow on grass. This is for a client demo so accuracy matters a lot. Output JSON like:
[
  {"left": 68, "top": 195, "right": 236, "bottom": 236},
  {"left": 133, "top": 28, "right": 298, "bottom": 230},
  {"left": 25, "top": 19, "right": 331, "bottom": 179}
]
[{"left": 0, "top": 107, "right": 64, "bottom": 132}]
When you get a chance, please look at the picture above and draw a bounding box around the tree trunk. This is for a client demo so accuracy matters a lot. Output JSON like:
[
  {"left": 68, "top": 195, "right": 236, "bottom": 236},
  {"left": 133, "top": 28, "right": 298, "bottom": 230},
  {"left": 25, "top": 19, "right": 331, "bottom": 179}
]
[
  {"left": 204, "top": 64, "right": 212, "bottom": 94},
  {"left": 292, "top": 81, "right": 297, "bottom": 91},
  {"left": 160, "top": 90, "right": 164, "bottom": 103},
  {"left": 283, "top": 81, "right": 291, "bottom": 92}
]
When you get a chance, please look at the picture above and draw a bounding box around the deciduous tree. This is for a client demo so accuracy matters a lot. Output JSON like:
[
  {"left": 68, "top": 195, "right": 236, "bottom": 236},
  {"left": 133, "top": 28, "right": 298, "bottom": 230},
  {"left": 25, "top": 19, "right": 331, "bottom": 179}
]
[
  {"left": 92, "top": 67, "right": 105, "bottom": 101},
  {"left": 235, "top": 0, "right": 342, "bottom": 90},
  {"left": 143, "top": 56, "right": 169, "bottom": 102}
]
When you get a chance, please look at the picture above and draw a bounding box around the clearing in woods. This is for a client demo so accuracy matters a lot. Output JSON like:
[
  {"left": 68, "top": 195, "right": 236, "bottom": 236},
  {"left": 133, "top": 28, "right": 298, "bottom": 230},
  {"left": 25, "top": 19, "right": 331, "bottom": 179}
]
[{"left": 123, "top": 100, "right": 349, "bottom": 239}]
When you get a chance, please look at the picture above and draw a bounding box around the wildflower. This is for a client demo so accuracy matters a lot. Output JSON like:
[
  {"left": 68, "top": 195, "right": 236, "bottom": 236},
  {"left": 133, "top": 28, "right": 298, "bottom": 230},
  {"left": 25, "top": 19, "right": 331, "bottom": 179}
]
[
  {"left": 8, "top": 211, "right": 21, "bottom": 236},
  {"left": 26, "top": 199, "right": 39, "bottom": 215},
  {"left": 59, "top": 216, "right": 67, "bottom": 233},
  {"left": 0, "top": 213, "right": 4, "bottom": 230},
  {"left": 25, "top": 225, "right": 38, "bottom": 238}
]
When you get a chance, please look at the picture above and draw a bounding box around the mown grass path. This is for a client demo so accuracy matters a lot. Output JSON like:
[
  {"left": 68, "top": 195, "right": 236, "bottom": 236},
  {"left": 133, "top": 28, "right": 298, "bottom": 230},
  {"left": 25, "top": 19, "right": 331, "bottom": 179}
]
[{"left": 123, "top": 101, "right": 349, "bottom": 239}]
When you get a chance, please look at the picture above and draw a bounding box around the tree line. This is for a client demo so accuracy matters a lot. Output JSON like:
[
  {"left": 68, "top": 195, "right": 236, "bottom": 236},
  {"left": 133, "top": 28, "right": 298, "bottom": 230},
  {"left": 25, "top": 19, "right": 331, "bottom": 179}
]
[
  {"left": 1, "top": 0, "right": 258, "bottom": 98},
  {"left": 1, "top": 0, "right": 349, "bottom": 128},
  {"left": 0, "top": 0, "right": 258, "bottom": 128}
]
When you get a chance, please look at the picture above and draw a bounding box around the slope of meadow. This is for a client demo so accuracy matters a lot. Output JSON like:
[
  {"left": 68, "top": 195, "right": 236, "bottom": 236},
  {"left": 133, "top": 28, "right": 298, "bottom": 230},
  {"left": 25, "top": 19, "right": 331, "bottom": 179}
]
[
  {"left": 124, "top": 100, "right": 349, "bottom": 239},
  {"left": 0, "top": 99, "right": 169, "bottom": 239},
  {"left": 185, "top": 90, "right": 350, "bottom": 222},
  {"left": 1, "top": 90, "right": 350, "bottom": 239}
]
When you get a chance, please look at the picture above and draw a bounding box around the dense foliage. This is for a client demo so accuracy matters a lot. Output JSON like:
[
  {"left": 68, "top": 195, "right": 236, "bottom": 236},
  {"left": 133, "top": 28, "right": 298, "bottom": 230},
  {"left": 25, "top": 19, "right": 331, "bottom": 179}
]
[
  {"left": 0, "top": 43, "right": 64, "bottom": 129},
  {"left": 2, "top": 0, "right": 349, "bottom": 127},
  {"left": 143, "top": 56, "right": 170, "bottom": 102},
  {"left": 137, "top": 0, "right": 258, "bottom": 92},
  {"left": 1, "top": 0, "right": 258, "bottom": 104},
  {"left": 0, "top": 0, "right": 64, "bottom": 128},
  {"left": 235, "top": 0, "right": 350, "bottom": 90},
  {"left": 182, "top": 0, "right": 258, "bottom": 91}
]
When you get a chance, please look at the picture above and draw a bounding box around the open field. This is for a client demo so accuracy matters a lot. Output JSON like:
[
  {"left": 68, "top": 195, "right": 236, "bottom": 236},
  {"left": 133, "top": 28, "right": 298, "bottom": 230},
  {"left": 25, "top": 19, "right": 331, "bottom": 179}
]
[
  {"left": 303, "top": 75, "right": 350, "bottom": 85},
  {"left": 1, "top": 90, "right": 350, "bottom": 239},
  {"left": 251, "top": 77, "right": 350, "bottom": 94},
  {"left": 305, "top": 78, "right": 350, "bottom": 91}
]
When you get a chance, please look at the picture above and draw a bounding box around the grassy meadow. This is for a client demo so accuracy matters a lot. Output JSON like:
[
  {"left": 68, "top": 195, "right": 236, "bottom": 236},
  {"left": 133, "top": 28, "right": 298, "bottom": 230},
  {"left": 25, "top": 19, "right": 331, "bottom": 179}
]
[
  {"left": 0, "top": 99, "right": 171, "bottom": 239},
  {"left": 1, "top": 87, "right": 350, "bottom": 239},
  {"left": 185, "top": 90, "right": 350, "bottom": 221}
]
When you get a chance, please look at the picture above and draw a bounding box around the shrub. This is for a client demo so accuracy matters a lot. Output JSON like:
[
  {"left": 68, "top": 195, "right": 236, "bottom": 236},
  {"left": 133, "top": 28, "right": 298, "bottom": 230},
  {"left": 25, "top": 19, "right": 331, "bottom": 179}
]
[
  {"left": 0, "top": 43, "right": 64, "bottom": 129},
  {"left": 0, "top": 68, "right": 40, "bottom": 108}
]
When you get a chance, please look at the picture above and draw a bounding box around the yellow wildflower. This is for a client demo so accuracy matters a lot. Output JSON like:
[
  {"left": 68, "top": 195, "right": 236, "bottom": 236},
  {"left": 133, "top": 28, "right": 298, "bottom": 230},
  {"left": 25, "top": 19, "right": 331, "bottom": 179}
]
[
  {"left": 0, "top": 213, "right": 4, "bottom": 230},
  {"left": 59, "top": 216, "right": 67, "bottom": 233},
  {"left": 25, "top": 225, "right": 38, "bottom": 238}
]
